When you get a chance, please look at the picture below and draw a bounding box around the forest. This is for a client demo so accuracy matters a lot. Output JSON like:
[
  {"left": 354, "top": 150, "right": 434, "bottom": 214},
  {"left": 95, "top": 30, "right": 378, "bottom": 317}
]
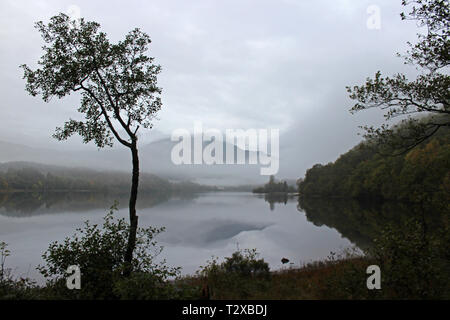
[
  {"left": 0, "top": 162, "right": 216, "bottom": 195},
  {"left": 252, "top": 175, "right": 297, "bottom": 194},
  {"left": 298, "top": 115, "right": 450, "bottom": 208}
]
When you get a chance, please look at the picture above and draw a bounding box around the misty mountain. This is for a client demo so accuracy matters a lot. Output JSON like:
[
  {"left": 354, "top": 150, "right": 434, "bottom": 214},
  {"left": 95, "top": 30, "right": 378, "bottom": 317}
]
[
  {"left": 0, "top": 160, "right": 222, "bottom": 195},
  {"left": 0, "top": 137, "right": 270, "bottom": 185},
  {"left": 140, "top": 136, "right": 271, "bottom": 185},
  {"left": 0, "top": 140, "right": 128, "bottom": 171}
]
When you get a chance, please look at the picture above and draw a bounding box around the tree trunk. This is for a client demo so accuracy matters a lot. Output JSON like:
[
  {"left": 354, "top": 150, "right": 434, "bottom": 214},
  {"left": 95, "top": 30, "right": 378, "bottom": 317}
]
[{"left": 124, "top": 141, "right": 139, "bottom": 275}]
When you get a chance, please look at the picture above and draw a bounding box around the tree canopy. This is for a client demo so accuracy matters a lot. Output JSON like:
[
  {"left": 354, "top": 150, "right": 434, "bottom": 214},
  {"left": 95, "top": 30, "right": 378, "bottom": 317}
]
[
  {"left": 21, "top": 13, "right": 162, "bottom": 148},
  {"left": 21, "top": 13, "right": 163, "bottom": 270},
  {"left": 298, "top": 116, "right": 450, "bottom": 206},
  {"left": 347, "top": 0, "right": 449, "bottom": 155}
]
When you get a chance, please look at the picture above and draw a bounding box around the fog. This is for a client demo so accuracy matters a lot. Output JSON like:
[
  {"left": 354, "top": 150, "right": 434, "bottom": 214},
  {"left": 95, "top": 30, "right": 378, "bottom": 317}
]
[{"left": 0, "top": 0, "right": 422, "bottom": 183}]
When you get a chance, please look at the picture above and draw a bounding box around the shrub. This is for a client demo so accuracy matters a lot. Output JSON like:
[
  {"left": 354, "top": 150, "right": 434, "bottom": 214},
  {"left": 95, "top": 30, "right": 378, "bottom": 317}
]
[
  {"left": 368, "top": 217, "right": 450, "bottom": 299},
  {"left": 0, "top": 242, "right": 40, "bottom": 300},
  {"left": 37, "top": 203, "right": 180, "bottom": 299},
  {"left": 199, "top": 249, "right": 271, "bottom": 299}
]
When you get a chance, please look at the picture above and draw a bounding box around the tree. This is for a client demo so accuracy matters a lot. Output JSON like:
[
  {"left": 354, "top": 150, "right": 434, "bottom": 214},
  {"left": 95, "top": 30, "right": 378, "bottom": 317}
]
[
  {"left": 21, "top": 13, "right": 162, "bottom": 273},
  {"left": 37, "top": 206, "right": 179, "bottom": 299},
  {"left": 347, "top": 0, "right": 449, "bottom": 155},
  {"left": 269, "top": 175, "right": 275, "bottom": 185}
]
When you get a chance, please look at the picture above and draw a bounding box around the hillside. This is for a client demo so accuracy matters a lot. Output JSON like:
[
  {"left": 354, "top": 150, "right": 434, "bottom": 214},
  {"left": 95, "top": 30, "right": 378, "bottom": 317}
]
[
  {"left": 0, "top": 161, "right": 216, "bottom": 194},
  {"left": 298, "top": 121, "right": 450, "bottom": 205},
  {"left": 0, "top": 137, "right": 269, "bottom": 186}
]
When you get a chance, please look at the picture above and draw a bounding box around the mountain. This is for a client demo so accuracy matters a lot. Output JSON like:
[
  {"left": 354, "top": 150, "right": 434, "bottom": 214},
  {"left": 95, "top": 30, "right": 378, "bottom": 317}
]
[
  {"left": 0, "top": 140, "right": 128, "bottom": 171},
  {"left": 0, "top": 160, "right": 221, "bottom": 195},
  {"left": 138, "top": 137, "right": 269, "bottom": 185},
  {"left": 0, "top": 137, "right": 271, "bottom": 185}
]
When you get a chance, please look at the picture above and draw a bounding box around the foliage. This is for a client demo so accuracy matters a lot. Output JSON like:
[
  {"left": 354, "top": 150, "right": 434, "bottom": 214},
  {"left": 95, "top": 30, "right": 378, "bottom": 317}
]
[
  {"left": 198, "top": 249, "right": 271, "bottom": 299},
  {"left": 347, "top": 0, "right": 449, "bottom": 154},
  {"left": 21, "top": 12, "right": 164, "bottom": 269},
  {"left": 36, "top": 204, "right": 180, "bottom": 299},
  {"left": 0, "top": 241, "right": 9, "bottom": 281},
  {"left": 298, "top": 119, "right": 450, "bottom": 205},
  {"left": 0, "top": 242, "right": 40, "bottom": 300},
  {"left": 0, "top": 166, "right": 169, "bottom": 193},
  {"left": 290, "top": 218, "right": 449, "bottom": 300},
  {"left": 253, "top": 175, "right": 296, "bottom": 194},
  {"left": 0, "top": 162, "right": 218, "bottom": 195},
  {"left": 0, "top": 275, "right": 39, "bottom": 300},
  {"left": 300, "top": 203, "right": 450, "bottom": 299},
  {"left": 21, "top": 13, "right": 161, "bottom": 149},
  {"left": 367, "top": 217, "right": 450, "bottom": 299},
  {"left": 308, "top": 250, "right": 379, "bottom": 300}
]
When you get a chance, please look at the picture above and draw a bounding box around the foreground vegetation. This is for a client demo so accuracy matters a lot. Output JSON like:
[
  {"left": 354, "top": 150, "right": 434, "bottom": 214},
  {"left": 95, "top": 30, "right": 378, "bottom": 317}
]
[{"left": 1, "top": 205, "right": 449, "bottom": 300}]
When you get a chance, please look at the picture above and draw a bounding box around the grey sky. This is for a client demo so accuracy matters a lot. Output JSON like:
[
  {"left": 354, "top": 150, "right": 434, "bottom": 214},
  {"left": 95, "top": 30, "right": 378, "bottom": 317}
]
[{"left": 0, "top": 0, "right": 422, "bottom": 178}]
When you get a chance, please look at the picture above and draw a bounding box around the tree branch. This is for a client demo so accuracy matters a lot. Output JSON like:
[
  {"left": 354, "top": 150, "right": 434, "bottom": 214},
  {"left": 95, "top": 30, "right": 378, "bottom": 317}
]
[
  {"left": 94, "top": 67, "right": 136, "bottom": 140},
  {"left": 80, "top": 84, "right": 131, "bottom": 148}
]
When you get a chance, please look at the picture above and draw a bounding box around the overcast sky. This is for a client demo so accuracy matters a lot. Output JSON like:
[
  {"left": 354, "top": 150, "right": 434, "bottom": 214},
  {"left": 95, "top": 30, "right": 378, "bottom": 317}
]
[{"left": 0, "top": 0, "right": 422, "bottom": 178}]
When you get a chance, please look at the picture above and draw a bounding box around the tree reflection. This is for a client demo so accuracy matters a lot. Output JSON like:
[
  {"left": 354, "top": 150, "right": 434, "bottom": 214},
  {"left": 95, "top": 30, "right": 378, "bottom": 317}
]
[
  {"left": 0, "top": 191, "right": 195, "bottom": 217},
  {"left": 297, "top": 197, "right": 444, "bottom": 249},
  {"left": 262, "top": 193, "right": 289, "bottom": 211}
]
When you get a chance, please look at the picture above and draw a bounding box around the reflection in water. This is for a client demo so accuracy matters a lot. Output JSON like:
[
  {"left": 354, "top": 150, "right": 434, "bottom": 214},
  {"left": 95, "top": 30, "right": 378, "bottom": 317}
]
[
  {"left": 1, "top": 191, "right": 446, "bottom": 282},
  {"left": 0, "top": 192, "right": 356, "bottom": 280},
  {"left": 260, "top": 193, "right": 297, "bottom": 211},
  {"left": 2, "top": 192, "right": 444, "bottom": 249},
  {"left": 297, "top": 197, "right": 444, "bottom": 249},
  {"left": 0, "top": 191, "right": 197, "bottom": 217},
  {"left": 203, "top": 222, "right": 270, "bottom": 242}
]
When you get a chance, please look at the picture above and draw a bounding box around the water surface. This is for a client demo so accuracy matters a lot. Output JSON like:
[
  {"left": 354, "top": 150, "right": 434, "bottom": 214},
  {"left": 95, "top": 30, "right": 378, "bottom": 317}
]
[{"left": 0, "top": 192, "right": 357, "bottom": 282}]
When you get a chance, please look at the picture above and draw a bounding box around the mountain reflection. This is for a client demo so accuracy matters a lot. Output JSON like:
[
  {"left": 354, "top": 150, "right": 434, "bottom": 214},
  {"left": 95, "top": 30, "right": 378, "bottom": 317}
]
[
  {"left": 0, "top": 191, "right": 196, "bottom": 217},
  {"left": 1, "top": 191, "right": 445, "bottom": 253}
]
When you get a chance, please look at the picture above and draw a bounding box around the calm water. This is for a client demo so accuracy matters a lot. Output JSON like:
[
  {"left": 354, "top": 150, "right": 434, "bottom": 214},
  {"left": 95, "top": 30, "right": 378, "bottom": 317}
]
[{"left": 0, "top": 191, "right": 433, "bottom": 283}]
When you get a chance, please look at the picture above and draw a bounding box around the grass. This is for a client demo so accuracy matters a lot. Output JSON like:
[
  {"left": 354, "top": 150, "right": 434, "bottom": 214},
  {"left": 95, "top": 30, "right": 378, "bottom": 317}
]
[{"left": 176, "top": 254, "right": 380, "bottom": 300}]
